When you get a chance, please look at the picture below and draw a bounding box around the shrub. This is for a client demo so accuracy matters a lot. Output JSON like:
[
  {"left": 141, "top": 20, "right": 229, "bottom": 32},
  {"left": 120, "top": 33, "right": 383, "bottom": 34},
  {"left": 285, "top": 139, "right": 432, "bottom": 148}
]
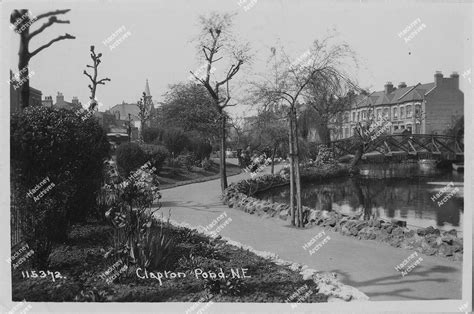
[
  {"left": 140, "top": 144, "right": 169, "bottom": 173},
  {"left": 201, "top": 159, "right": 213, "bottom": 171},
  {"left": 162, "top": 128, "right": 189, "bottom": 157},
  {"left": 314, "top": 144, "right": 337, "bottom": 166},
  {"left": 307, "top": 142, "right": 320, "bottom": 160},
  {"left": 98, "top": 161, "right": 166, "bottom": 267},
  {"left": 167, "top": 157, "right": 182, "bottom": 169},
  {"left": 116, "top": 143, "right": 146, "bottom": 176},
  {"left": 142, "top": 127, "right": 164, "bottom": 144},
  {"left": 11, "top": 106, "right": 110, "bottom": 265},
  {"left": 186, "top": 133, "right": 213, "bottom": 162},
  {"left": 178, "top": 154, "right": 195, "bottom": 171}
]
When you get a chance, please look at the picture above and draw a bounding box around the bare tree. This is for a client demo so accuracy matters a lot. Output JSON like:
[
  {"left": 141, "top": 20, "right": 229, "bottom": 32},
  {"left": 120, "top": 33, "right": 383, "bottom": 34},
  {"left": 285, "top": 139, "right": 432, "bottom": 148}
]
[
  {"left": 228, "top": 117, "right": 249, "bottom": 150},
  {"left": 252, "top": 35, "right": 357, "bottom": 227},
  {"left": 83, "top": 45, "right": 111, "bottom": 110},
  {"left": 190, "top": 12, "right": 251, "bottom": 192},
  {"left": 10, "top": 9, "right": 75, "bottom": 109},
  {"left": 137, "top": 92, "right": 152, "bottom": 143}
]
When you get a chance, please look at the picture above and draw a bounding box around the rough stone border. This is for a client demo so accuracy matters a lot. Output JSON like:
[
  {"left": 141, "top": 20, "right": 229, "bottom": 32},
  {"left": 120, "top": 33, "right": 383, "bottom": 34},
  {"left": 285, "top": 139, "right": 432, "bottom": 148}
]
[
  {"left": 222, "top": 167, "right": 463, "bottom": 261},
  {"left": 165, "top": 218, "right": 369, "bottom": 302}
]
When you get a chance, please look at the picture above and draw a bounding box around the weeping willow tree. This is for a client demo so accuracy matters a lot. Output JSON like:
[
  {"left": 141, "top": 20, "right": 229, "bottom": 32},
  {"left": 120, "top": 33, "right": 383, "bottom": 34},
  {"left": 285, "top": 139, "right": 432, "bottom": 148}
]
[{"left": 252, "top": 34, "right": 358, "bottom": 227}]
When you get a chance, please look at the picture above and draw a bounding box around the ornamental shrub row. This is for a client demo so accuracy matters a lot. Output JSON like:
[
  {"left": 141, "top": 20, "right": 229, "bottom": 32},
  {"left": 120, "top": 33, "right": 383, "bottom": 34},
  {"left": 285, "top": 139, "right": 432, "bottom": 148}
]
[{"left": 11, "top": 106, "right": 111, "bottom": 266}]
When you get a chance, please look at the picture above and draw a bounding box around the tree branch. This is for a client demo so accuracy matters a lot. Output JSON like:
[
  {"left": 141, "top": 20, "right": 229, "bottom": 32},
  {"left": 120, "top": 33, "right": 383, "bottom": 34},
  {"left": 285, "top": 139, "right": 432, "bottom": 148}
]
[
  {"left": 216, "top": 59, "right": 243, "bottom": 90},
  {"left": 83, "top": 70, "right": 94, "bottom": 83},
  {"left": 189, "top": 71, "right": 206, "bottom": 84},
  {"left": 28, "top": 16, "right": 70, "bottom": 39},
  {"left": 30, "top": 33, "right": 75, "bottom": 57},
  {"left": 34, "top": 9, "right": 71, "bottom": 22},
  {"left": 202, "top": 47, "right": 209, "bottom": 60},
  {"left": 97, "top": 78, "right": 111, "bottom": 85}
]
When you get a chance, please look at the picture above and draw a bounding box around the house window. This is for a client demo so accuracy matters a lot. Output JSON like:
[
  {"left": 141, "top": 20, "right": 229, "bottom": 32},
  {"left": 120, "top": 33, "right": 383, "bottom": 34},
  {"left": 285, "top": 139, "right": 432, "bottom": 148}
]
[
  {"left": 400, "top": 125, "right": 405, "bottom": 130},
  {"left": 406, "top": 124, "right": 412, "bottom": 133},
  {"left": 415, "top": 104, "right": 421, "bottom": 115},
  {"left": 376, "top": 109, "right": 382, "bottom": 120},
  {"left": 357, "top": 112, "right": 360, "bottom": 122},
  {"left": 393, "top": 107, "right": 398, "bottom": 120},
  {"left": 383, "top": 108, "right": 389, "bottom": 119},
  {"left": 393, "top": 125, "right": 399, "bottom": 131},
  {"left": 362, "top": 110, "right": 367, "bottom": 120},
  {"left": 344, "top": 112, "right": 350, "bottom": 123},
  {"left": 406, "top": 105, "right": 413, "bottom": 118},
  {"left": 400, "top": 107, "right": 405, "bottom": 119},
  {"left": 352, "top": 112, "right": 356, "bottom": 122},
  {"left": 114, "top": 111, "right": 120, "bottom": 120}
]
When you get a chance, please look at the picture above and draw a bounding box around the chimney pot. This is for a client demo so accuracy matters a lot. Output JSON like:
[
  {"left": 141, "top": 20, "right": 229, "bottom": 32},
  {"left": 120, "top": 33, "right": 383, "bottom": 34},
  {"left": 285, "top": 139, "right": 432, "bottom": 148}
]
[
  {"left": 434, "top": 71, "right": 443, "bottom": 87},
  {"left": 450, "top": 71, "right": 459, "bottom": 89},
  {"left": 384, "top": 81, "right": 394, "bottom": 94}
]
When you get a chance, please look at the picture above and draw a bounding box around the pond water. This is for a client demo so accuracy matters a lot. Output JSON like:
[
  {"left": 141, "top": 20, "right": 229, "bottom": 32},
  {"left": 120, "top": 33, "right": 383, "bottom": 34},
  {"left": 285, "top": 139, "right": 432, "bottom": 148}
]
[{"left": 256, "top": 163, "right": 464, "bottom": 233}]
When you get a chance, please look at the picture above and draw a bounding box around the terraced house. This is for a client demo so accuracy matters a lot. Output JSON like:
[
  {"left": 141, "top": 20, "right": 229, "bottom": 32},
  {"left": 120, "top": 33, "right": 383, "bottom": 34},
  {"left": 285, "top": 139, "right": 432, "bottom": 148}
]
[{"left": 331, "top": 71, "right": 464, "bottom": 140}]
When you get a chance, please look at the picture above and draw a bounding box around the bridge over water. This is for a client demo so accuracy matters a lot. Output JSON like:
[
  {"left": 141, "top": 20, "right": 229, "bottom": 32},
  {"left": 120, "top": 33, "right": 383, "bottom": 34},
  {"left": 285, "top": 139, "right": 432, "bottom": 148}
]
[{"left": 330, "top": 134, "right": 464, "bottom": 163}]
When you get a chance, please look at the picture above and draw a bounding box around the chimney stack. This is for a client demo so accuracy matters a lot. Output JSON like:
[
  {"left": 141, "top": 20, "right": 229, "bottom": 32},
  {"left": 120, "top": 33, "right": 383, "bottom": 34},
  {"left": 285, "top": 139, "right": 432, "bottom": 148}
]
[
  {"left": 42, "top": 96, "right": 53, "bottom": 107},
  {"left": 56, "top": 92, "right": 64, "bottom": 104},
  {"left": 450, "top": 71, "right": 459, "bottom": 89},
  {"left": 398, "top": 82, "right": 407, "bottom": 88},
  {"left": 434, "top": 71, "right": 443, "bottom": 87},
  {"left": 384, "top": 82, "right": 394, "bottom": 94}
]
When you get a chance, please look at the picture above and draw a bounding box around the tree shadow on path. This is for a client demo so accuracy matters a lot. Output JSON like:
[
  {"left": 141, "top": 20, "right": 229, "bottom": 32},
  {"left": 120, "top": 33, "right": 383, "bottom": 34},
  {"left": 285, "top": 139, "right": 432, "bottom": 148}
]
[{"left": 331, "top": 264, "right": 461, "bottom": 300}]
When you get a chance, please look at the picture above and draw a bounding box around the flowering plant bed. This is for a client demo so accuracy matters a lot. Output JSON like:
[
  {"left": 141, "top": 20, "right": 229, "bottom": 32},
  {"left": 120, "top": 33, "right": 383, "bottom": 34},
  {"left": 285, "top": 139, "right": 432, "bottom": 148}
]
[{"left": 12, "top": 220, "right": 334, "bottom": 303}]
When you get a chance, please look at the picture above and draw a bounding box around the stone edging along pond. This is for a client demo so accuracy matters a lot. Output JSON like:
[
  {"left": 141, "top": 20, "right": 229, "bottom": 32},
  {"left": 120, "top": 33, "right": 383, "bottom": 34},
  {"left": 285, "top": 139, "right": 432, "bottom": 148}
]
[
  {"left": 165, "top": 218, "right": 369, "bottom": 302},
  {"left": 222, "top": 165, "right": 463, "bottom": 261}
]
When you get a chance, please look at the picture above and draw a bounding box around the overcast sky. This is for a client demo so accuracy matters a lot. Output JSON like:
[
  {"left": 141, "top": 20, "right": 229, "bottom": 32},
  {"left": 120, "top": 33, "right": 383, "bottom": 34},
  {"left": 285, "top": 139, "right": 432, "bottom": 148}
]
[{"left": 4, "top": 0, "right": 473, "bottom": 117}]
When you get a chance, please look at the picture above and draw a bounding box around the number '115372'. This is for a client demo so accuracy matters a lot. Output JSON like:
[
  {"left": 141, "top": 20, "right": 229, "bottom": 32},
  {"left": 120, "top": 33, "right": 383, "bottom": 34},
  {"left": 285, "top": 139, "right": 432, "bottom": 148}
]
[{"left": 21, "top": 270, "right": 64, "bottom": 282}]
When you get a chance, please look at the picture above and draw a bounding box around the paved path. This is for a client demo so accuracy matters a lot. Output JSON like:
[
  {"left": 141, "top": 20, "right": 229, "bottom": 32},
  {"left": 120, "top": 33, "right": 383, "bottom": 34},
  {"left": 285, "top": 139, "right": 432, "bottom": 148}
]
[{"left": 160, "top": 166, "right": 463, "bottom": 301}]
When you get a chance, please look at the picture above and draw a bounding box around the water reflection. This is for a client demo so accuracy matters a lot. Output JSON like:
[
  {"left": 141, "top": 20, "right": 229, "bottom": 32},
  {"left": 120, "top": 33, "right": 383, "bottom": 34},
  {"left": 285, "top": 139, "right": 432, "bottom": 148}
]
[{"left": 257, "top": 163, "right": 464, "bottom": 232}]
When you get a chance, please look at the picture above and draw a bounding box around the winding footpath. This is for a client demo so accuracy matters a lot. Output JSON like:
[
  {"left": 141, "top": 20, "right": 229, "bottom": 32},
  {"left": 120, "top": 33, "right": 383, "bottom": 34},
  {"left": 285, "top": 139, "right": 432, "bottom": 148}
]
[{"left": 159, "top": 163, "right": 463, "bottom": 301}]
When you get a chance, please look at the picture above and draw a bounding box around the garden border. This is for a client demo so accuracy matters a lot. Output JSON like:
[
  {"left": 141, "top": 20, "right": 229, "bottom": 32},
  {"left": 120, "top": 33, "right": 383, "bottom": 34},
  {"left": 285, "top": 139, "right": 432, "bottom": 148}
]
[{"left": 164, "top": 218, "right": 370, "bottom": 302}]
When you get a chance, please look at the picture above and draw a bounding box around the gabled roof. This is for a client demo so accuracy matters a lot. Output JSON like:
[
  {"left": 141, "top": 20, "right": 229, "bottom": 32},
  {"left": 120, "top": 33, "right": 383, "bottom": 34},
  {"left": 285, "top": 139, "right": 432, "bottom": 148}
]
[{"left": 350, "top": 82, "right": 435, "bottom": 109}]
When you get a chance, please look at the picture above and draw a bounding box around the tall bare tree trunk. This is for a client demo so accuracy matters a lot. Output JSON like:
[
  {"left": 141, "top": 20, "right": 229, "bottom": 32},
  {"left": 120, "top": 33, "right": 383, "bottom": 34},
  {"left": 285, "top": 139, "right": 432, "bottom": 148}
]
[
  {"left": 18, "top": 29, "right": 30, "bottom": 109},
  {"left": 220, "top": 113, "right": 228, "bottom": 192},
  {"left": 293, "top": 109, "right": 303, "bottom": 227},
  {"left": 288, "top": 111, "right": 296, "bottom": 226},
  {"left": 11, "top": 9, "right": 75, "bottom": 110},
  {"left": 271, "top": 145, "right": 277, "bottom": 174}
]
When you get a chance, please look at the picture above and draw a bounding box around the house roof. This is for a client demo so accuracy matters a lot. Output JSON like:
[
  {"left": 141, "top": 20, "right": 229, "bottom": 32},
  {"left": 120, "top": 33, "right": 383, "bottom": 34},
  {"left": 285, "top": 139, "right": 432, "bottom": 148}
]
[
  {"left": 352, "top": 82, "right": 435, "bottom": 109},
  {"left": 108, "top": 102, "right": 140, "bottom": 119}
]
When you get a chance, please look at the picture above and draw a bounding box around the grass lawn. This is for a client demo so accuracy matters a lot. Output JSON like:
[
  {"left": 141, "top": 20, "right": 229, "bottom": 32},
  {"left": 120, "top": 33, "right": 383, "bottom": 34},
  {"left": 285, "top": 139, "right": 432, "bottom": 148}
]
[
  {"left": 157, "top": 160, "right": 241, "bottom": 190},
  {"left": 12, "top": 220, "right": 328, "bottom": 303}
]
